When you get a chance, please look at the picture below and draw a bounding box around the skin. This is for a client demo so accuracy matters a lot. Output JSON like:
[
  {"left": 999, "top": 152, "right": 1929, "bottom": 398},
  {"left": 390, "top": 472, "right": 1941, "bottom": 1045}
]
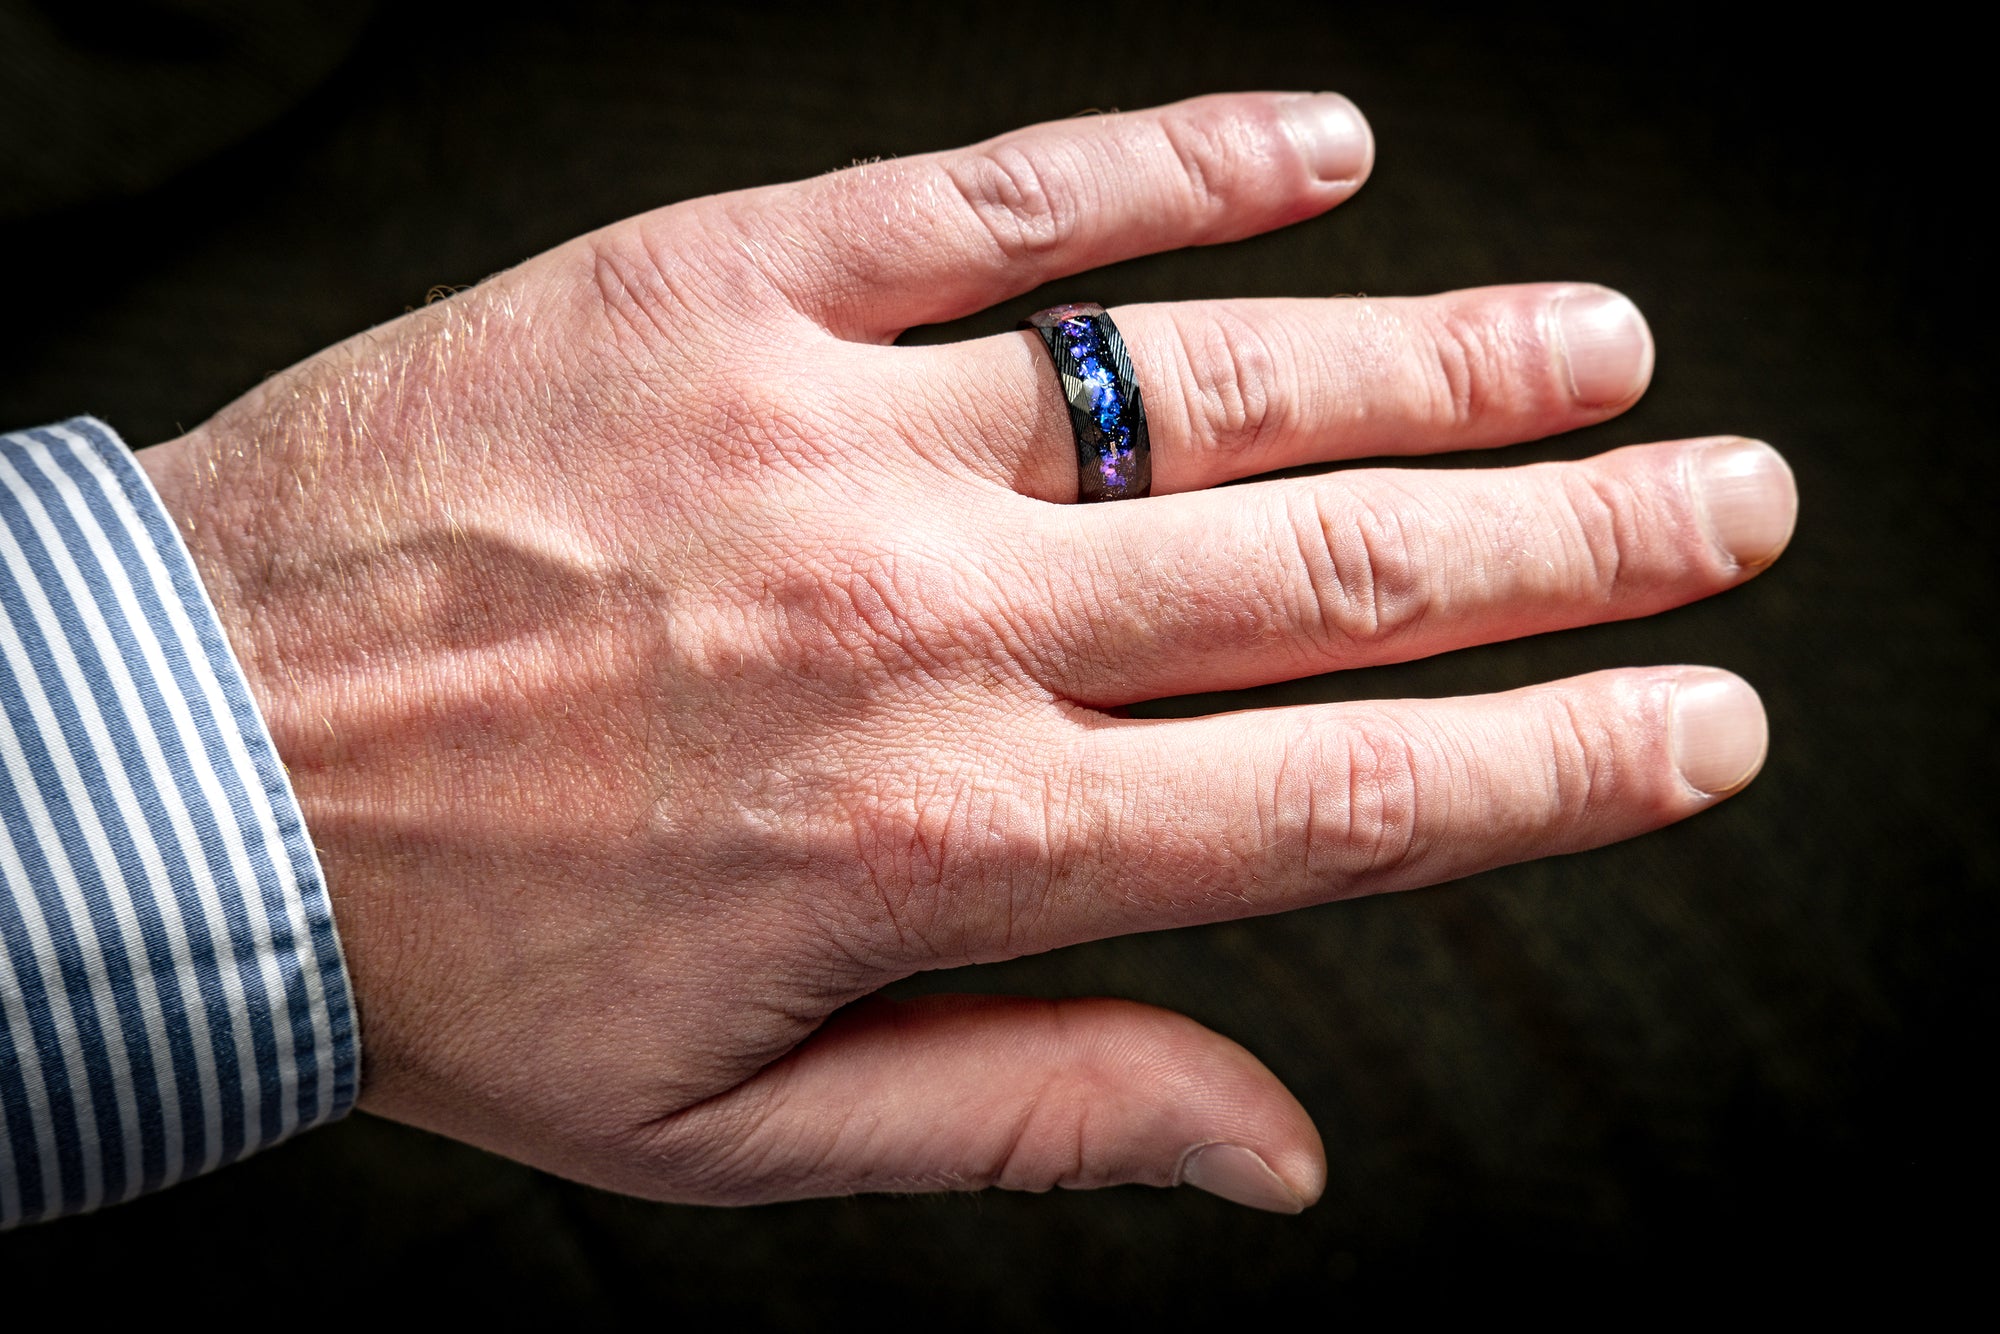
[{"left": 135, "top": 92, "right": 1794, "bottom": 1212}]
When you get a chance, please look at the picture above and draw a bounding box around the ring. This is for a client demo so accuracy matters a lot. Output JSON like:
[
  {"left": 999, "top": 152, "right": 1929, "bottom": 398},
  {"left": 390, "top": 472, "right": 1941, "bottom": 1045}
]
[{"left": 1025, "top": 302, "right": 1152, "bottom": 502}]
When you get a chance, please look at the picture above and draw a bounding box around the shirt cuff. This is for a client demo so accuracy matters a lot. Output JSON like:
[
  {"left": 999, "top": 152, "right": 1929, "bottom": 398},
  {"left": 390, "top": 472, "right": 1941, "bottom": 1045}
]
[{"left": 1, "top": 417, "right": 358, "bottom": 1228}]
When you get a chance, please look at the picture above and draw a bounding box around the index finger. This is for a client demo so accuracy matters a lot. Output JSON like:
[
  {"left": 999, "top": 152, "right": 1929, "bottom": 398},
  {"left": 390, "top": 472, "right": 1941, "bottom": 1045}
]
[{"left": 742, "top": 92, "right": 1374, "bottom": 341}]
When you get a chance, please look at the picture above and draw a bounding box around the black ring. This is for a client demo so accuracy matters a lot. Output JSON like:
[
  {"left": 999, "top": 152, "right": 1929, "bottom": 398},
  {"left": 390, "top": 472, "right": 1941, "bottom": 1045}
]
[{"left": 1024, "top": 303, "right": 1152, "bottom": 502}]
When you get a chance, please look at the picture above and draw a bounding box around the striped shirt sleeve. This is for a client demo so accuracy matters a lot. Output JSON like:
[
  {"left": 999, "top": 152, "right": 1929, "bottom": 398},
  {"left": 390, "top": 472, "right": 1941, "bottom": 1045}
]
[{"left": 0, "top": 417, "right": 358, "bottom": 1228}]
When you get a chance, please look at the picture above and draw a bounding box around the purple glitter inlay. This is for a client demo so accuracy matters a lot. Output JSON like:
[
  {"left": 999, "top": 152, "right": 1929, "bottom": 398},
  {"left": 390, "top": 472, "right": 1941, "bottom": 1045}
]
[{"left": 1026, "top": 302, "right": 1151, "bottom": 502}]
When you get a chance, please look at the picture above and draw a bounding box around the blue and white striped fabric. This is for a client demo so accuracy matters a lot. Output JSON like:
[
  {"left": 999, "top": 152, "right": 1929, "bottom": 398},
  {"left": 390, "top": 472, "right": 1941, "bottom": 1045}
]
[{"left": 0, "top": 418, "right": 357, "bottom": 1228}]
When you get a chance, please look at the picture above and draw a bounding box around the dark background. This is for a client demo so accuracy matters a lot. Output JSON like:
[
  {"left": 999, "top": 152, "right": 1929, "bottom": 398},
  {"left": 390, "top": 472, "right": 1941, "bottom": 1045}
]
[{"left": 1, "top": 0, "right": 1992, "bottom": 1317}]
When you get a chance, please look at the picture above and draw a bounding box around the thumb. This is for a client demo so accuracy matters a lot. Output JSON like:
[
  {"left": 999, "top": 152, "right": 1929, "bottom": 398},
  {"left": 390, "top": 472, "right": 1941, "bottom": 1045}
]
[{"left": 647, "top": 994, "right": 1325, "bottom": 1212}]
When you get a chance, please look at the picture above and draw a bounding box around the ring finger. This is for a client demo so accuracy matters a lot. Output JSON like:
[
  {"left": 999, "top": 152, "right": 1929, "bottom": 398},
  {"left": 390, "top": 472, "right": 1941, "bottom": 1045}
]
[{"left": 901, "top": 283, "right": 1655, "bottom": 501}]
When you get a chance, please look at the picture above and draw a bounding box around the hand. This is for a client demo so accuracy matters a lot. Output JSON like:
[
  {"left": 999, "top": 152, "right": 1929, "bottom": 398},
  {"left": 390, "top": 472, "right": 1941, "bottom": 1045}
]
[{"left": 138, "top": 92, "right": 1793, "bottom": 1213}]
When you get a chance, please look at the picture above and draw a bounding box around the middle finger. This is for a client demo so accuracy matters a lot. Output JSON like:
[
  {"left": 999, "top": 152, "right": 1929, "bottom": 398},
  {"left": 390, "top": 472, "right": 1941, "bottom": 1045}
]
[{"left": 1016, "top": 436, "right": 1795, "bottom": 706}]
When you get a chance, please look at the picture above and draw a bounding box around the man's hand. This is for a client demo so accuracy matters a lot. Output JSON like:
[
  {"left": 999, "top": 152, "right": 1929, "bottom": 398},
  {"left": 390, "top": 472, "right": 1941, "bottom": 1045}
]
[{"left": 136, "top": 92, "right": 1793, "bottom": 1212}]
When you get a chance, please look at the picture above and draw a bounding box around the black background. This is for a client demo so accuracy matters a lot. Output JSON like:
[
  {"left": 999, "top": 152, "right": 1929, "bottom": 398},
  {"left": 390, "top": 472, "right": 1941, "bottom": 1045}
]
[{"left": 0, "top": 0, "right": 1992, "bottom": 1318}]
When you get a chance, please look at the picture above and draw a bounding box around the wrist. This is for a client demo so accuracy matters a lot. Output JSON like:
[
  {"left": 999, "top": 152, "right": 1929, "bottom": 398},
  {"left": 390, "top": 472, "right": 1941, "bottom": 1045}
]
[{"left": 137, "top": 423, "right": 400, "bottom": 1105}]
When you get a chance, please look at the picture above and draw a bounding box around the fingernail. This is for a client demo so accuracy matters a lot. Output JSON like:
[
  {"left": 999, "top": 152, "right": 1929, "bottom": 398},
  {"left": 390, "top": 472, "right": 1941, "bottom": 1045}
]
[
  {"left": 1278, "top": 93, "right": 1373, "bottom": 184},
  {"left": 1694, "top": 438, "right": 1797, "bottom": 568},
  {"left": 1670, "top": 671, "right": 1768, "bottom": 796},
  {"left": 1180, "top": 1143, "right": 1307, "bottom": 1214},
  {"left": 1553, "top": 286, "right": 1652, "bottom": 406}
]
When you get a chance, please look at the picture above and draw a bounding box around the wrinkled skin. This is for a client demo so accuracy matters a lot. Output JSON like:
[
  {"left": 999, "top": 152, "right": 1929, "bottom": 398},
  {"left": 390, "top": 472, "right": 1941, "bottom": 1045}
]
[{"left": 139, "top": 93, "right": 1793, "bottom": 1211}]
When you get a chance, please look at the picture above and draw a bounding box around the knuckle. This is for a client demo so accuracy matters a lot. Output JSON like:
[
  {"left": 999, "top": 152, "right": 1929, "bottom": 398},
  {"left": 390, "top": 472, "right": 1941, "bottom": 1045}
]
[
  {"left": 767, "top": 537, "right": 961, "bottom": 672},
  {"left": 1332, "top": 720, "right": 1428, "bottom": 880},
  {"left": 1415, "top": 305, "right": 1511, "bottom": 429},
  {"left": 841, "top": 752, "right": 1064, "bottom": 962},
  {"left": 940, "top": 141, "right": 1081, "bottom": 262},
  {"left": 1287, "top": 484, "right": 1432, "bottom": 648},
  {"left": 581, "top": 212, "right": 761, "bottom": 347},
  {"left": 1172, "top": 306, "right": 1289, "bottom": 462},
  {"left": 682, "top": 362, "right": 843, "bottom": 485},
  {"left": 635, "top": 1096, "right": 791, "bottom": 1201},
  {"left": 586, "top": 231, "right": 683, "bottom": 346},
  {"left": 1539, "top": 691, "right": 1626, "bottom": 819},
  {"left": 830, "top": 549, "right": 928, "bottom": 659},
  {"left": 1554, "top": 467, "right": 1644, "bottom": 600},
  {"left": 753, "top": 513, "right": 1041, "bottom": 690},
  {"left": 1270, "top": 716, "right": 1428, "bottom": 886},
  {"left": 844, "top": 777, "right": 963, "bottom": 955},
  {"left": 579, "top": 213, "right": 818, "bottom": 387},
  {"left": 983, "top": 1000, "right": 1167, "bottom": 1192},
  {"left": 1153, "top": 106, "right": 1235, "bottom": 221},
  {"left": 989, "top": 1075, "right": 1106, "bottom": 1193}
]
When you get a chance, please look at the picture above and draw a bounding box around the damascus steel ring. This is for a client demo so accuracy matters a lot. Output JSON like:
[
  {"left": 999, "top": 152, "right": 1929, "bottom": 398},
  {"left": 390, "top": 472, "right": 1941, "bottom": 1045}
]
[{"left": 1024, "top": 302, "right": 1152, "bottom": 502}]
